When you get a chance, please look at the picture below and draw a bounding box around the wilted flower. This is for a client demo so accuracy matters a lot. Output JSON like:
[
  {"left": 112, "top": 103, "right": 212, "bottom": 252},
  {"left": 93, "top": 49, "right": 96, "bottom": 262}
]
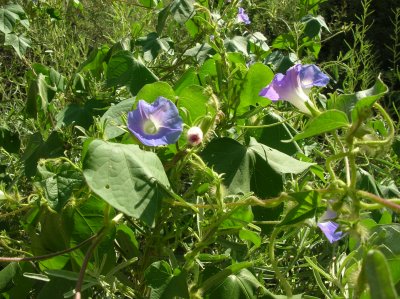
[
  {"left": 127, "top": 97, "right": 183, "bottom": 146},
  {"left": 187, "top": 126, "right": 203, "bottom": 146},
  {"left": 317, "top": 209, "right": 345, "bottom": 243},
  {"left": 237, "top": 8, "right": 250, "bottom": 25},
  {"left": 259, "top": 64, "right": 329, "bottom": 114}
]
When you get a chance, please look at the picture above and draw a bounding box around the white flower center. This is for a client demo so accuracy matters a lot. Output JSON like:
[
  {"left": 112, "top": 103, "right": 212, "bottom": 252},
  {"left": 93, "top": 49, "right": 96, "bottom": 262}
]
[{"left": 143, "top": 118, "right": 159, "bottom": 135}]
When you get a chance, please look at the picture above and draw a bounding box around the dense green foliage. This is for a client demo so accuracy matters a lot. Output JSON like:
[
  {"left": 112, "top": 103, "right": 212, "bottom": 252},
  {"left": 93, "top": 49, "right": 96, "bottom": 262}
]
[{"left": 0, "top": 0, "right": 400, "bottom": 298}]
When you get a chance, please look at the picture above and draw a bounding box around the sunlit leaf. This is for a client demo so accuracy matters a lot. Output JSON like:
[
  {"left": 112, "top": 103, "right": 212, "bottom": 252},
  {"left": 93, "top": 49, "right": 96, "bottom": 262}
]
[
  {"left": 238, "top": 63, "right": 274, "bottom": 114},
  {"left": 101, "top": 98, "right": 136, "bottom": 140},
  {"left": 279, "top": 191, "right": 322, "bottom": 226},
  {"left": 83, "top": 139, "right": 170, "bottom": 226},
  {"left": 170, "top": 0, "right": 195, "bottom": 24},
  {"left": 292, "top": 110, "right": 350, "bottom": 141},
  {"left": 327, "top": 77, "right": 388, "bottom": 121},
  {"left": 37, "top": 160, "right": 84, "bottom": 212},
  {"left": 4, "top": 33, "right": 30, "bottom": 58}
]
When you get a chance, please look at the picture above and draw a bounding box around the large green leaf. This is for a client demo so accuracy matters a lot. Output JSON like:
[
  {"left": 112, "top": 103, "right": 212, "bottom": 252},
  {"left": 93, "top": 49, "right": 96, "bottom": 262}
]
[
  {"left": 201, "top": 138, "right": 254, "bottom": 195},
  {"left": 201, "top": 138, "right": 312, "bottom": 196},
  {"left": 56, "top": 100, "right": 109, "bottom": 130},
  {"left": 264, "top": 51, "right": 297, "bottom": 73},
  {"left": 3, "top": 263, "right": 35, "bottom": 299},
  {"left": 136, "top": 81, "right": 175, "bottom": 103},
  {"left": 0, "top": 4, "right": 27, "bottom": 34},
  {"left": 205, "top": 268, "right": 265, "bottom": 299},
  {"left": 82, "top": 139, "right": 170, "bottom": 226},
  {"left": 4, "top": 33, "right": 30, "bottom": 58},
  {"left": 170, "top": 0, "right": 195, "bottom": 24},
  {"left": 292, "top": 110, "right": 350, "bottom": 141},
  {"left": 144, "top": 261, "right": 189, "bottom": 299},
  {"left": 248, "top": 137, "right": 313, "bottom": 174},
  {"left": 370, "top": 224, "right": 400, "bottom": 285},
  {"left": 136, "top": 32, "right": 173, "bottom": 62},
  {"left": 37, "top": 160, "right": 84, "bottom": 212},
  {"left": 22, "top": 132, "right": 65, "bottom": 177},
  {"left": 26, "top": 65, "right": 65, "bottom": 118},
  {"left": 224, "top": 36, "right": 249, "bottom": 56},
  {"left": 364, "top": 249, "right": 398, "bottom": 299},
  {"left": 174, "top": 67, "right": 200, "bottom": 94},
  {"left": 77, "top": 45, "right": 110, "bottom": 78},
  {"left": 29, "top": 209, "right": 70, "bottom": 270},
  {"left": 238, "top": 63, "right": 274, "bottom": 114},
  {"left": 302, "top": 15, "right": 329, "bottom": 38},
  {"left": 101, "top": 98, "right": 136, "bottom": 140},
  {"left": 0, "top": 263, "right": 18, "bottom": 292},
  {"left": 106, "top": 50, "right": 158, "bottom": 95},
  {"left": 278, "top": 191, "right": 322, "bottom": 226},
  {"left": 157, "top": 5, "right": 170, "bottom": 35},
  {"left": 327, "top": 77, "right": 388, "bottom": 121},
  {"left": 251, "top": 112, "right": 299, "bottom": 156},
  {"left": 116, "top": 224, "right": 140, "bottom": 259},
  {"left": 178, "top": 84, "right": 213, "bottom": 125},
  {"left": 26, "top": 73, "right": 54, "bottom": 117},
  {"left": 184, "top": 43, "right": 216, "bottom": 64}
]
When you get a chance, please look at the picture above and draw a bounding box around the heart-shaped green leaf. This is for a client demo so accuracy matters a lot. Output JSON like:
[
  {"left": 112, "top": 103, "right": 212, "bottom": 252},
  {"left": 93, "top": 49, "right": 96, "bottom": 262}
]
[{"left": 83, "top": 139, "right": 170, "bottom": 226}]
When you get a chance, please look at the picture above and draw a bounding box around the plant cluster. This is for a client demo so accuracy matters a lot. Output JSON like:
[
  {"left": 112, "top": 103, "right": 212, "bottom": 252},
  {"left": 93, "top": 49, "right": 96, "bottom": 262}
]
[{"left": 0, "top": 0, "right": 400, "bottom": 298}]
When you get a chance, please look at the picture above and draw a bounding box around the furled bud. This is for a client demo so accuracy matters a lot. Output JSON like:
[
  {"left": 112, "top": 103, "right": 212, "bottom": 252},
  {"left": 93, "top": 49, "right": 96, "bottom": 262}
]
[{"left": 187, "top": 126, "right": 203, "bottom": 146}]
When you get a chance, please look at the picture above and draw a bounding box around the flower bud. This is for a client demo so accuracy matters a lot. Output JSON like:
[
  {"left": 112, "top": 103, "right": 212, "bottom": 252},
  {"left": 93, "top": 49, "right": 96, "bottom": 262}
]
[{"left": 187, "top": 126, "right": 203, "bottom": 146}]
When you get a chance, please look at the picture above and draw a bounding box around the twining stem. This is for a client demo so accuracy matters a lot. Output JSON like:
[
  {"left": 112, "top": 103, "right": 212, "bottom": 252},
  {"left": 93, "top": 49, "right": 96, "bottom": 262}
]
[
  {"left": 332, "top": 132, "right": 351, "bottom": 186},
  {"left": 0, "top": 230, "right": 102, "bottom": 263},
  {"left": 74, "top": 228, "right": 107, "bottom": 299},
  {"left": 357, "top": 190, "right": 400, "bottom": 213},
  {"left": 269, "top": 227, "right": 292, "bottom": 297},
  {"left": 0, "top": 205, "right": 32, "bottom": 219},
  {"left": 354, "top": 103, "right": 395, "bottom": 146},
  {"left": 237, "top": 115, "right": 298, "bottom": 129},
  {"left": 325, "top": 151, "right": 350, "bottom": 182}
]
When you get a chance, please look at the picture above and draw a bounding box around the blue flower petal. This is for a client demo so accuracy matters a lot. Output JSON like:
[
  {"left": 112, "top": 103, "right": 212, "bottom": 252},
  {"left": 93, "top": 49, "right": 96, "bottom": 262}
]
[
  {"left": 259, "top": 64, "right": 329, "bottom": 114},
  {"left": 237, "top": 7, "right": 251, "bottom": 25},
  {"left": 300, "top": 64, "right": 330, "bottom": 88},
  {"left": 317, "top": 221, "right": 344, "bottom": 243},
  {"left": 127, "top": 97, "right": 183, "bottom": 146}
]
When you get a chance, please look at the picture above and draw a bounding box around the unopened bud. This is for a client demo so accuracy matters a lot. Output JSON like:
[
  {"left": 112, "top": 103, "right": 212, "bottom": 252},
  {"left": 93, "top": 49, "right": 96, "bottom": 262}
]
[{"left": 187, "top": 126, "right": 203, "bottom": 146}]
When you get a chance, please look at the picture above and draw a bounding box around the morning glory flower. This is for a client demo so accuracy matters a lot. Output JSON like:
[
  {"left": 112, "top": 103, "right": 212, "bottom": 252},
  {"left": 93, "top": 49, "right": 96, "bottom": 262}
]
[
  {"left": 259, "top": 64, "right": 329, "bottom": 114},
  {"left": 127, "top": 97, "right": 183, "bottom": 146},
  {"left": 237, "top": 8, "right": 250, "bottom": 25},
  {"left": 317, "top": 209, "right": 345, "bottom": 243}
]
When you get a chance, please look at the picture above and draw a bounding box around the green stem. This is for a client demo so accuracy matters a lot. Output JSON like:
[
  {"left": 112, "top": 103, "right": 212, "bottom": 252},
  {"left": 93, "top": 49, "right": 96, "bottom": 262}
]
[
  {"left": 357, "top": 190, "right": 400, "bottom": 213},
  {"left": 354, "top": 103, "right": 395, "bottom": 146},
  {"left": 333, "top": 132, "right": 351, "bottom": 186},
  {"left": 237, "top": 115, "right": 297, "bottom": 129},
  {"left": 268, "top": 227, "right": 292, "bottom": 297},
  {"left": 0, "top": 229, "right": 103, "bottom": 263},
  {"left": 74, "top": 228, "right": 108, "bottom": 299},
  {"left": 326, "top": 152, "right": 350, "bottom": 182}
]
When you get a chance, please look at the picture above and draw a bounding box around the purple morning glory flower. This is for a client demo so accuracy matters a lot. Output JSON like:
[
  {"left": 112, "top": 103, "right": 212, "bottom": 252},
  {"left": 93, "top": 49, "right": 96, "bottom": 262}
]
[
  {"left": 237, "top": 8, "right": 250, "bottom": 25},
  {"left": 259, "top": 64, "right": 329, "bottom": 114},
  {"left": 317, "top": 209, "right": 345, "bottom": 243},
  {"left": 127, "top": 97, "right": 183, "bottom": 146}
]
